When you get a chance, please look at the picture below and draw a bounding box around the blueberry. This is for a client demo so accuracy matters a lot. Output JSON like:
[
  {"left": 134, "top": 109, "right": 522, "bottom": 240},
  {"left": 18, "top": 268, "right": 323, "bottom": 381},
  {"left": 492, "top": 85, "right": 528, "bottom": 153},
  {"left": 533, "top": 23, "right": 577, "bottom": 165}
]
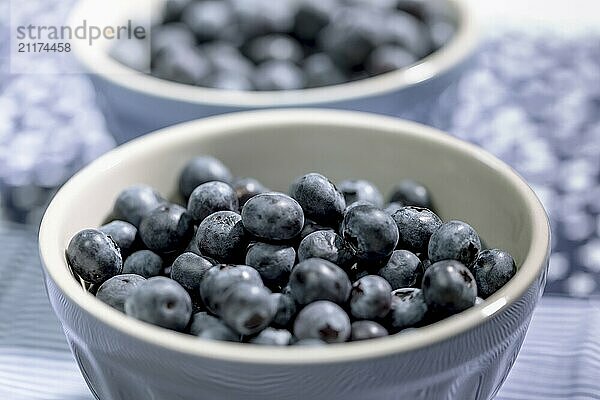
[
  {"left": 271, "top": 292, "right": 297, "bottom": 328},
  {"left": 389, "top": 179, "right": 433, "bottom": 209},
  {"left": 338, "top": 179, "right": 384, "bottom": 208},
  {"left": 96, "top": 274, "right": 146, "bottom": 313},
  {"left": 124, "top": 277, "right": 192, "bottom": 331},
  {"left": 187, "top": 181, "right": 239, "bottom": 223},
  {"left": 422, "top": 260, "right": 477, "bottom": 314},
  {"left": 428, "top": 220, "right": 482, "bottom": 267},
  {"left": 303, "top": 53, "right": 347, "bottom": 88},
  {"left": 113, "top": 184, "right": 164, "bottom": 228},
  {"left": 293, "top": 338, "right": 327, "bottom": 346},
  {"left": 189, "top": 312, "right": 239, "bottom": 342},
  {"left": 391, "top": 206, "right": 442, "bottom": 254},
  {"left": 200, "top": 72, "right": 255, "bottom": 91},
  {"left": 233, "top": 178, "right": 268, "bottom": 207},
  {"left": 200, "top": 264, "right": 263, "bottom": 314},
  {"left": 241, "top": 193, "right": 304, "bottom": 241},
  {"left": 384, "top": 202, "right": 404, "bottom": 215},
  {"left": 66, "top": 229, "right": 122, "bottom": 284},
  {"left": 367, "top": 45, "right": 417, "bottom": 75},
  {"left": 378, "top": 250, "right": 423, "bottom": 290},
  {"left": 196, "top": 211, "right": 248, "bottom": 263},
  {"left": 471, "top": 249, "right": 517, "bottom": 298},
  {"left": 170, "top": 252, "right": 214, "bottom": 292},
  {"left": 123, "top": 250, "right": 163, "bottom": 278},
  {"left": 297, "top": 230, "right": 355, "bottom": 269},
  {"left": 152, "top": 45, "right": 211, "bottom": 85},
  {"left": 201, "top": 42, "right": 255, "bottom": 77},
  {"left": 139, "top": 204, "right": 194, "bottom": 253},
  {"left": 351, "top": 321, "right": 389, "bottom": 341},
  {"left": 110, "top": 38, "right": 150, "bottom": 72},
  {"left": 429, "top": 20, "right": 456, "bottom": 49},
  {"left": 150, "top": 23, "right": 196, "bottom": 57},
  {"left": 253, "top": 60, "right": 306, "bottom": 91},
  {"left": 162, "top": 0, "right": 193, "bottom": 23},
  {"left": 289, "top": 258, "right": 352, "bottom": 305},
  {"left": 231, "top": 0, "right": 295, "bottom": 37},
  {"left": 381, "top": 11, "right": 432, "bottom": 58},
  {"left": 245, "top": 242, "right": 296, "bottom": 285},
  {"left": 250, "top": 328, "right": 293, "bottom": 346},
  {"left": 290, "top": 173, "right": 346, "bottom": 227},
  {"left": 341, "top": 204, "right": 399, "bottom": 262},
  {"left": 99, "top": 220, "right": 137, "bottom": 255},
  {"left": 220, "top": 282, "right": 277, "bottom": 335},
  {"left": 349, "top": 275, "right": 392, "bottom": 319},
  {"left": 388, "top": 288, "right": 428, "bottom": 331},
  {"left": 245, "top": 34, "right": 304, "bottom": 64},
  {"left": 299, "top": 219, "right": 334, "bottom": 241},
  {"left": 293, "top": 300, "right": 351, "bottom": 343},
  {"left": 178, "top": 156, "right": 233, "bottom": 200},
  {"left": 293, "top": 0, "right": 339, "bottom": 42},
  {"left": 181, "top": 0, "right": 235, "bottom": 43}
]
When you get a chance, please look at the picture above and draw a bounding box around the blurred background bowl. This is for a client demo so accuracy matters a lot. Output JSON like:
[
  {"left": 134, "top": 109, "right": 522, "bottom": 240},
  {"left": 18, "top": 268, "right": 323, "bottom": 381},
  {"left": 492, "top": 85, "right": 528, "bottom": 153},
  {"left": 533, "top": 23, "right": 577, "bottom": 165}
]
[{"left": 69, "top": 0, "right": 477, "bottom": 144}]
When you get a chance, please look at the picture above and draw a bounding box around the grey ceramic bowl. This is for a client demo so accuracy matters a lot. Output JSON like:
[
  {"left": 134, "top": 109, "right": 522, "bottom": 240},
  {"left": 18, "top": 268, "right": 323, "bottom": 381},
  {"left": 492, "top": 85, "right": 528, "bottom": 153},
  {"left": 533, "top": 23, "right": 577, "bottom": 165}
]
[
  {"left": 39, "top": 110, "right": 549, "bottom": 400},
  {"left": 70, "top": 0, "right": 477, "bottom": 143}
]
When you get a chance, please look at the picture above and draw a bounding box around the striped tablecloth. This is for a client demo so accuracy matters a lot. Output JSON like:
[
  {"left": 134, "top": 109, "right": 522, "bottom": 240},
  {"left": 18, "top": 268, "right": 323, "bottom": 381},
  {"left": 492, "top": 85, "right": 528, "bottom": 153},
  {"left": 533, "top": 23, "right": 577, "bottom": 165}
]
[{"left": 1, "top": 222, "right": 599, "bottom": 400}]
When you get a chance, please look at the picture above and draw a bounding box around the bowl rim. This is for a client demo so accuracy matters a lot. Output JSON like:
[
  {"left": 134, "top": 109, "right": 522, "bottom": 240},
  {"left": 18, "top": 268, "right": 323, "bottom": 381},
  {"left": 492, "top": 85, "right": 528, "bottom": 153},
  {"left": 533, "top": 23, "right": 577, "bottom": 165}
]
[
  {"left": 39, "top": 109, "right": 550, "bottom": 365},
  {"left": 69, "top": 0, "right": 478, "bottom": 107}
]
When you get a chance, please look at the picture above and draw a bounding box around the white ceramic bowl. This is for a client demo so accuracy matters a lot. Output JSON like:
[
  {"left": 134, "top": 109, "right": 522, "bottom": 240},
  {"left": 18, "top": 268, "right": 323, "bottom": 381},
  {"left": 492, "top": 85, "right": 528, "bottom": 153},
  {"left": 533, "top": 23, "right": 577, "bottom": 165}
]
[
  {"left": 39, "top": 110, "right": 549, "bottom": 400},
  {"left": 70, "top": 0, "right": 477, "bottom": 143}
]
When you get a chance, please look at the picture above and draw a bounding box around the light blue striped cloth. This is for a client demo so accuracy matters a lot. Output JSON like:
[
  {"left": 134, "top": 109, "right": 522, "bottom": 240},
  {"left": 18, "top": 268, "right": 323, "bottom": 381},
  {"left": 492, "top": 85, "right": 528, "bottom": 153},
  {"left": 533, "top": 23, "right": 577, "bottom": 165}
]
[{"left": 1, "top": 222, "right": 599, "bottom": 400}]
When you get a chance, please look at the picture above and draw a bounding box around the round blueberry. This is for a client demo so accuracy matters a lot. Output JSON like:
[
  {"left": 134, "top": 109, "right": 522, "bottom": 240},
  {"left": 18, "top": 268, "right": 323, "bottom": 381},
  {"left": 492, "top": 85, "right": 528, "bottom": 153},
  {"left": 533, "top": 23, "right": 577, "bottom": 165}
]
[
  {"left": 196, "top": 211, "right": 248, "bottom": 263},
  {"left": 200, "top": 264, "right": 263, "bottom": 315},
  {"left": 250, "top": 327, "right": 293, "bottom": 346},
  {"left": 289, "top": 258, "right": 352, "bottom": 305},
  {"left": 341, "top": 204, "right": 399, "bottom": 262},
  {"left": 351, "top": 321, "right": 389, "bottom": 341},
  {"left": 293, "top": 300, "right": 351, "bottom": 343},
  {"left": 245, "top": 242, "right": 296, "bottom": 285},
  {"left": 349, "top": 275, "right": 392, "bottom": 319},
  {"left": 271, "top": 292, "right": 297, "bottom": 328},
  {"left": 245, "top": 34, "right": 304, "bottom": 64},
  {"left": 96, "top": 274, "right": 146, "bottom": 313},
  {"left": 220, "top": 282, "right": 277, "bottom": 335},
  {"left": 233, "top": 177, "right": 268, "bottom": 207},
  {"left": 338, "top": 179, "right": 384, "bottom": 208},
  {"left": 422, "top": 260, "right": 477, "bottom": 314},
  {"left": 377, "top": 250, "right": 423, "bottom": 290},
  {"left": 428, "top": 220, "right": 482, "bottom": 267},
  {"left": 123, "top": 250, "right": 163, "bottom": 278},
  {"left": 471, "top": 249, "right": 517, "bottom": 298},
  {"left": 187, "top": 181, "right": 239, "bottom": 223},
  {"left": 113, "top": 184, "right": 164, "bottom": 228},
  {"left": 125, "top": 277, "right": 192, "bottom": 331},
  {"left": 201, "top": 42, "right": 255, "bottom": 77},
  {"left": 241, "top": 193, "right": 304, "bottom": 241},
  {"left": 170, "top": 252, "right": 214, "bottom": 292},
  {"left": 298, "top": 230, "right": 355, "bottom": 269},
  {"left": 381, "top": 11, "right": 432, "bottom": 58},
  {"left": 150, "top": 22, "right": 196, "bottom": 58},
  {"left": 290, "top": 173, "right": 346, "bottom": 227},
  {"left": 66, "top": 229, "right": 122, "bottom": 284},
  {"left": 99, "top": 220, "right": 137, "bottom": 255},
  {"left": 389, "top": 180, "right": 433, "bottom": 209},
  {"left": 181, "top": 0, "right": 235, "bottom": 43},
  {"left": 366, "top": 45, "right": 417, "bottom": 75},
  {"left": 391, "top": 206, "right": 442, "bottom": 254},
  {"left": 139, "top": 204, "right": 194, "bottom": 253},
  {"left": 303, "top": 53, "right": 347, "bottom": 88},
  {"left": 429, "top": 19, "right": 456, "bottom": 49},
  {"left": 152, "top": 45, "right": 211, "bottom": 85},
  {"left": 388, "top": 288, "right": 428, "bottom": 331},
  {"left": 178, "top": 156, "right": 233, "bottom": 200},
  {"left": 293, "top": 0, "right": 339, "bottom": 42},
  {"left": 189, "top": 312, "right": 239, "bottom": 342},
  {"left": 253, "top": 60, "right": 306, "bottom": 91}
]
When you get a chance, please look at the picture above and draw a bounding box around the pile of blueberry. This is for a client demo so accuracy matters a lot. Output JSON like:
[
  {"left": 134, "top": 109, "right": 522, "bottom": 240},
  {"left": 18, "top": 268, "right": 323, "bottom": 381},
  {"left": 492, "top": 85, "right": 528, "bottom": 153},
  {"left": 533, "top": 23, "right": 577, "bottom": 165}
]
[
  {"left": 113, "top": 0, "right": 457, "bottom": 91},
  {"left": 66, "top": 156, "right": 516, "bottom": 345}
]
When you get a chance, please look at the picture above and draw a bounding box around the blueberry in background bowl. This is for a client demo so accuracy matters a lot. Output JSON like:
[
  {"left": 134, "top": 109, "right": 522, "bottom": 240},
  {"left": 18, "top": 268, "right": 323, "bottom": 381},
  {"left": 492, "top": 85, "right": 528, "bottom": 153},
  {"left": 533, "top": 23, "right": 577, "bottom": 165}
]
[
  {"left": 69, "top": 0, "right": 477, "bottom": 143},
  {"left": 40, "top": 109, "right": 549, "bottom": 400}
]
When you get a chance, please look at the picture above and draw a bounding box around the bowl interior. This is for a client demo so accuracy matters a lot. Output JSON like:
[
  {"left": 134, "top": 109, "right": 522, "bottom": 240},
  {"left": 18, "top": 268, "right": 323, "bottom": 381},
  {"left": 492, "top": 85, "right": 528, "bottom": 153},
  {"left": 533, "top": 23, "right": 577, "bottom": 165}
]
[{"left": 40, "top": 109, "right": 549, "bottom": 362}]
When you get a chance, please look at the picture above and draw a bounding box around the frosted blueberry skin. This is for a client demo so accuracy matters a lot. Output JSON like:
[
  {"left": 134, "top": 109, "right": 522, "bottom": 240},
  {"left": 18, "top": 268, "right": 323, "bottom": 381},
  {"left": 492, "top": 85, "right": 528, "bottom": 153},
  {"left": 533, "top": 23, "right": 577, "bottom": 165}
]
[
  {"left": 250, "top": 328, "right": 293, "bottom": 346},
  {"left": 290, "top": 173, "right": 346, "bottom": 227},
  {"left": 367, "top": 45, "right": 417, "bottom": 75},
  {"left": 351, "top": 320, "right": 389, "bottom": 341},
  {"left": 189, "top": 312, "right": 239, "bottom": 342},
  {"left": 378, "top": 250, "right": 423, "bottom": 290},
  {"left": 341, "top": 204, "right": 399, "bottom": 262},
  {"left": 96, "top": 274, "right": 146, "bottom": 313},
  {"left": 298, "top": 230, "right": 355, "bottom": 269},
  {"left": 181, "top": 0, "right": 235, "bottom": 43},
  {"left": 303, "top": 53, "right": 347, "bottom": 88},
  {"left": 99, "top": 220, "right": 138, "bottom": 256},
  {"left": 123, "top": 250, "right": 164, "bottom": 278},
  {"left": 472, "top": 249, "right": 517, "bottom": 298},
  {"left": 170, "top": 252, "right": 214, "bottom": 292},
  {"left": 196, "top": 211, "right": 248, "bottom": 263},
  {"left": 294, "top": 300, "right": 351, "bottom": 343},
  {"left": 187, "top": 181, "right": 239, "bottom": 223},
  {"left": 338, "top": 179, "right": 384, "bottom": 208},
  {"left": 124, "top": 276, "right": 192, "bottom": 332},
  {"left": 389, "top": 179, "right": 433, "bottom": 209},
  {"left": 113, "top": 184, "right": 164, "bottom": 228},
  {"left": 199, "top": 264, "right": 263, "bottom": 315},
  {"left": 252, "top": 60, "right": 306, "bottom": 91},
  {"left": 66, "top": 229, "right": 122, "bottom": 284},
  {"left": 349, "top": 275, "right": 393, "bottom": 320},
  {"left": 220, "top": 282, "right": 277, "bottom": 335},
  {"left": 233, "top": 177, "right": 268, "bottom": 207},
  {"left": 288, "top": 258, "right": 352, "bottom": 306},
  {"left": 244, "top": 34, "right": 304, "bottom": 64},
  {"left": 271, "top": 293, "right": 297, "bottom": 329},
  {"left": 387, "top": 288, "right": 428, "bottom": 332},
  {"left": 152, "top": 45, "right": 211, "bottom": 85},
  {"left": 245, "top": 242, "right": 296, "bottom": 286},
  {"left": 241, "top": 193, "right": 304, "bottom": 241},
  {"left": 299, "top": 219, "right": 334, "bottom": 241},
  {"left": 428, "top": 220, "right": 482, "bottom": 267},
  {"left": 391, "top": 206, "right": 442, "bottom": 254},
  {"left": 422, "top": 260, "right": 477, "bottom": 315},
  {"left": 178, "top": 156, "right": 233, "bottom": 200},
  {"left": 138, "top": 204, "right": 194, "bottom": 254}
]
